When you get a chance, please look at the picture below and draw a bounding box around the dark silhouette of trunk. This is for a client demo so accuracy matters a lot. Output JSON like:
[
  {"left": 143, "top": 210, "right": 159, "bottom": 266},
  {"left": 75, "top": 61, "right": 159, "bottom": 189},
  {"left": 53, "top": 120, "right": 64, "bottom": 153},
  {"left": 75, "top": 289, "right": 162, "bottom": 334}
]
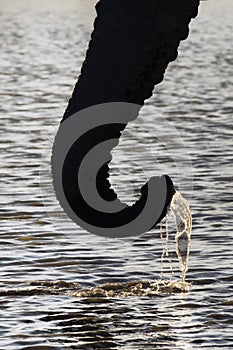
[{"left": 53, "top": 0, "right": 200, "bottom": 237}]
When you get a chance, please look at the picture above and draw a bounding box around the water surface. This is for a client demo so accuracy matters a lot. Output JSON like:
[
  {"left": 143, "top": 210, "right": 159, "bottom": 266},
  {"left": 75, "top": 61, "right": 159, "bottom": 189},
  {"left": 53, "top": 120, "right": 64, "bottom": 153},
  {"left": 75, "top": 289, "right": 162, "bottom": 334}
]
[{"left": 0, "top": 0, "right": 233, "bottom": 349}]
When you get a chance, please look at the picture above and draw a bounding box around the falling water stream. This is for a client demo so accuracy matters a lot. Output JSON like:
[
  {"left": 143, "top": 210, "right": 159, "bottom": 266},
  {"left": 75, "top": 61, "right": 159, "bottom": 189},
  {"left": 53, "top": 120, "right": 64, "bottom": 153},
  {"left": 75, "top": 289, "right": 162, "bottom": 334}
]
[
  {"left": 160, "top": 191, "right": 192, "bottom": 283},
  {"left": 171, "top": 191, "right": 192, "bottom": 281}
]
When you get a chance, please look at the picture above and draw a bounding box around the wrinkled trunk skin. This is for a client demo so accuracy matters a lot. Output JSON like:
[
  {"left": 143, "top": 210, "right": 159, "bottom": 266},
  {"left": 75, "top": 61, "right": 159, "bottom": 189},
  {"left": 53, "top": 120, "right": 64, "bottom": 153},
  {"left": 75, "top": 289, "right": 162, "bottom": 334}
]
[
  {"left": 63, "top": 0, "right": 199, "bottom": 118},
  {"left": 53, "top": 0, "right": 200, "bottom": 237}
]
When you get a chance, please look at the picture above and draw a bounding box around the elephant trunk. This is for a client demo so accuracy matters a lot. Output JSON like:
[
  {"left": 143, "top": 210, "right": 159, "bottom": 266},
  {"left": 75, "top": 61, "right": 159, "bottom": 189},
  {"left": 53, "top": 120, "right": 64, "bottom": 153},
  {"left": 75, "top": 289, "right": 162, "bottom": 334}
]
[{"left": 52, "top": 0, "right": 200, "bottom": 237}]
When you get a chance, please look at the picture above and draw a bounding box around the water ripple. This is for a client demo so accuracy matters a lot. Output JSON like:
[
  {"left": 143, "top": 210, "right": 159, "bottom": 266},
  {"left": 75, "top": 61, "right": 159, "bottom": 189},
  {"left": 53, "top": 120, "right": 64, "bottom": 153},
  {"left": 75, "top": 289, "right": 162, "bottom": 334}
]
[{"left": 1, "top": 0, "right": 233, "bottom": 349}]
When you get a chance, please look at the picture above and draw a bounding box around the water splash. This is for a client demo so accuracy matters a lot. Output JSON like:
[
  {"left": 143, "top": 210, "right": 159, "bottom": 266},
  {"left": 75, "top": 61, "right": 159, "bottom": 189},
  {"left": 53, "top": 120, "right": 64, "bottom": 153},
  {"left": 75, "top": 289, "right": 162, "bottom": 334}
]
[
  {"left": 160, "top": 191, "right": 192, "bottom": 283},
  {"left": 0, "top": 279, "right": 190, "bottom": 298}
]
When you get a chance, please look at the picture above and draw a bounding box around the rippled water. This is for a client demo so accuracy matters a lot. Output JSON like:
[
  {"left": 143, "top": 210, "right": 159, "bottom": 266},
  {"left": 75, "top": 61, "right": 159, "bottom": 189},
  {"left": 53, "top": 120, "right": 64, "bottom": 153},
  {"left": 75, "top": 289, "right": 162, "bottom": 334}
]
[{"left": 1, "top": 0, "right": 233, "bottom": 349}]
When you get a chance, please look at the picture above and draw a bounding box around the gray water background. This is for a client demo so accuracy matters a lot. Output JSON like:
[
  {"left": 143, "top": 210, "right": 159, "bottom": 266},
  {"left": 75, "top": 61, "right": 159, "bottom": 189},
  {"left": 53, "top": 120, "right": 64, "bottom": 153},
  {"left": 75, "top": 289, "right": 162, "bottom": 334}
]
[{"left": 0, "top": 0, "right": 233, "bottom": 349}]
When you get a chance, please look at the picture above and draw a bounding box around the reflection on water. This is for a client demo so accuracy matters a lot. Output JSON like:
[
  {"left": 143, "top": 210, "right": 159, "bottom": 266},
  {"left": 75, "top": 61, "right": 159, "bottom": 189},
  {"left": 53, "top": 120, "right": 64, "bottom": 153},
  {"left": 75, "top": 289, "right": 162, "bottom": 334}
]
[{"left": 1, "top": 0, "right": 233, "bottom": 349}]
